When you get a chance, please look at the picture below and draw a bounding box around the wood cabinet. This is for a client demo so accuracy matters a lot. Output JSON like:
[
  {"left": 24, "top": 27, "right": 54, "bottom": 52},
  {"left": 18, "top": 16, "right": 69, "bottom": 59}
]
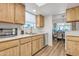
[
  {"left": 38, "top": 37, "right": 44, "bottom": 50},
  {"left": 66, "top": 8, "right": 76, "bottom": 22},
  {"left": 32, "top": 40, "right": 39, "bottom": 55},
  {"left": 0, "top": 4, "right": 8, "bottom": 22},
  {"left": 66, "top": 36, "right": 79, "bottom": 56},
  {"left": 66, "top": 40, "right": 76, "bottom": 55},
  {"left": 0, "top": 34, "right": 45, "bottom": 56},
  {"left": 0, "top": 46, "right": 19, "bottom": 56},
  {"left": 20, "top": 37, "right": 32, "bottom": 56},
  {"left": 75, "top": 7, "right": 79, "bottom": 21},
  {"left": 7, "top": 4, "right": 15, "bottom": 23},
  {"left": 15, "top": 4, "right": 25, "bottom": 24},
  {"left": 0, "top": 40, "right": 19, "bottom": 56},
  {"left": 75, "top": 42, "right": 79, "bottom": 55},
  {"left": 0, "top": 4, "right": 14, "bottom": 23},
  {"left": 32, "top": 35, "right": 45, "bottom": 55},
  {"left": 66, "top": 6, "right": 79, "bottom": 22},
  {"left": 21, "top": 42, "right": 31, "bottom": 56},
  {"left": 0, "top": 3, "right": 25, "bottom": 24},
  {"left": 36, "top": 15, "right": 44, "bottom": 28}
]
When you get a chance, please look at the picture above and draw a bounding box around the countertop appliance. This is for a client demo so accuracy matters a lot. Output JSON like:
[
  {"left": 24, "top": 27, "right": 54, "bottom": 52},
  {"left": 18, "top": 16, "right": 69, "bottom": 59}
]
[{"left": 0, "top": 28, "right": 17, "bottom": 38}]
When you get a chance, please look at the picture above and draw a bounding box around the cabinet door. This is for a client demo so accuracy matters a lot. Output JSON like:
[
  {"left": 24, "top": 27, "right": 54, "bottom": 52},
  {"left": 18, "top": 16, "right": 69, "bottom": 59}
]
[
  {"left": 75, "top": 42, "right": 79, "bottom": 56},
  {"left": 21, "top": 42, "right": 31, "bottom": 56},
  {"left": 66, "top": 8, "right": 76, "bottom": 22},
  {"left": 36, "top": 15, "right": 44, "bottom": 27},
  {"left": 0, "top": 4, "right": 8, "bottom": 22},
  {"left": 0, "top": 4, "right": 15, "bottom": 23},
  {"left": 38, "top": 38, "right": 44, "bottom": 50},
  {"left": 0, "top": 46, "right": 19, "bottom": 56},
  {"left": 7, "top": 4, "right": 15, "bottom": 23},
  {"left": 75, "top": 7, "right": 79, "bottom": 21},
  {"left": 32, "top": 40, "right": 39, "bottom": 55},
  {"left": 15, "top": 4, "right": 25, "bottom": 24},
  {"left": 66, "top": 41, "right": 76, "bottom": 55},
  {"left": 40, "top": 15, "right": 44, "bottom": 27}
]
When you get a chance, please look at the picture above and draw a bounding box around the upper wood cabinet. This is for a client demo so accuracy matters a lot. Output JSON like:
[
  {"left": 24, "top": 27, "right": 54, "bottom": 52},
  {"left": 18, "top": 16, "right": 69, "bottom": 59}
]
[
  {"left": 75, "top": 7, "right": 79, "bottom": 21},
  {"left": 15, "top": 4, "right": 25, "bottom": 25},
  {"left": 0, "top": 4, "right": 8, "bottom": 22},
  {"left": 0, "top": 3, "right": 25, "bottom": 24},
  {"left": 66, "top": 8, "right": 76, "bottom": 22},
  {"left": 66, "top": 6, "right": 79, "bottom": 22},
  {"left": 36, "top": 15, "right": 44, "bottom": 28},
  {"left": 0, "top": 4, "right": 14, "bottom": 23},
  {"left": 7, "top": 4, "right": 15, "bottom": 23},
  {"left": 0, "top": 3, "right": 14, "bottom": 23}
]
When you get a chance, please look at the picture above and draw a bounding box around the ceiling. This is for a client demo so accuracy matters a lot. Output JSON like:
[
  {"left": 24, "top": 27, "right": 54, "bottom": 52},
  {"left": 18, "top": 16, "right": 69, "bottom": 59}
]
[{"left": 25, "top": 3, "right": 79, "bottom": 16}]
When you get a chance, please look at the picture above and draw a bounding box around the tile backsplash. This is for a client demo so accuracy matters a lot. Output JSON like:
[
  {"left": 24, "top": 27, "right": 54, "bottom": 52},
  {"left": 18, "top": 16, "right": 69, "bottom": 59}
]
[
  {"left": 0, "top": 23, "right": 23, "bottom": 35},
  {"left": 0, "top": 28, "right": 17, "bottom": 36},
  {"left": 0, "top": 23, "right": 44, "bottom": 36}
]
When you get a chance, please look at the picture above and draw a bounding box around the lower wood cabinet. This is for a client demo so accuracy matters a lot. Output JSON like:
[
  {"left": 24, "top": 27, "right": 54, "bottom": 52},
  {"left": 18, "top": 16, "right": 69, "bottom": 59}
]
[
  {"left": 32, "top": 35, "right": 45, "bottom": 55},
  {"left": 0, "top": 40, "right": 19, "bottom": 56},
  {"left": 32, "top": 40, "right": 39, "bottom": 55},
  {"left": 38, "top": 38, "right": 44, "bottom": 50},
  {"left": 75, "top": 42, "right": 79, "bottom": 55},
  {"left": 66, "top": 36, "right": 79, "bottom": 56},
  {"left": 20, "top": 42, "right": 31, "bottom": 56},
  {"left": 66, "top": 40, "right": 76, "bottom": 55},
  {"left": 0, "top": 46, "right": 19, "bottom": 56},
  {"left": 0, "top": 34, "right": 45, "bottom": 56}
]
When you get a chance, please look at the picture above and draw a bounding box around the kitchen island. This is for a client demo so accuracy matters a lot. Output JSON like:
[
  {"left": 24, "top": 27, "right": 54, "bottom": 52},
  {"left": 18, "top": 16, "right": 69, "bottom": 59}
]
[{"left": 0, "top": 33, "right": 46, "bottom": 56}]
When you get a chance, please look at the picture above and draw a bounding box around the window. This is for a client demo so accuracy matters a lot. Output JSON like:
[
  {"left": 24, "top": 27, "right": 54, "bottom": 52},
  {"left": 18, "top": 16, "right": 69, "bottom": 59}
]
[
  {"left": 54, "top": 23, "right": 71, "bottom": 32},
  {"left": 24, "top": 12, "right": 36, "bottom": 28}
]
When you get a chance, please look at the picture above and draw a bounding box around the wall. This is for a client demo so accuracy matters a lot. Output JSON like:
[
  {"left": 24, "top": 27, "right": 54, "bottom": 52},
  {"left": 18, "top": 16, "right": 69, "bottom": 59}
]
[
  {"left": 52, "top": 14, "right": 66, "bottom": 23},
  {"left": 42, "top": 14, "right": 66, "bottom": 46},
  {"left": 43, "top": 16, "right": 53, "bottom": 46}
]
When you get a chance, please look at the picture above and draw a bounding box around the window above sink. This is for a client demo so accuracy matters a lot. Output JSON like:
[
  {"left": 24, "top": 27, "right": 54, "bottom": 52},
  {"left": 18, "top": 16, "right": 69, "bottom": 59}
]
[{"left": 24, "top": 12, "right": 36, "bottom": 28}]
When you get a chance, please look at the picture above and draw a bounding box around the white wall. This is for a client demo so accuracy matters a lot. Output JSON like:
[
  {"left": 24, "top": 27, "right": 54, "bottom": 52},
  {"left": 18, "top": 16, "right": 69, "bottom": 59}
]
[
  {"left": 52, "top": 14, "right": 66, "bottom": 23},
  {"left": 43, "top": 16, "right": 53, "bottom": 46},
  {"left": 42, "top": 14, "right": 66, "bottom": 46}
]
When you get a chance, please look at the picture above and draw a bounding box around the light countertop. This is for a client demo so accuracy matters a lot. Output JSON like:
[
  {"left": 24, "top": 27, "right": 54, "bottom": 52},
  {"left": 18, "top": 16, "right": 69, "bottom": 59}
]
[
  {"left": 65, "top": 31, "right": 79, "bottom": 36},
  {"left": 0, "top": 33, "right": 45, "bottom": 42}
]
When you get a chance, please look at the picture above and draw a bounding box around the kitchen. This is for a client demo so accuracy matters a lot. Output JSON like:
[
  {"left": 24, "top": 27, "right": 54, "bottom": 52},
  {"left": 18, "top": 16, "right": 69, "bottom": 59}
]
[{"left": 0, "top": 3, "right": 79, "bottom": 56}]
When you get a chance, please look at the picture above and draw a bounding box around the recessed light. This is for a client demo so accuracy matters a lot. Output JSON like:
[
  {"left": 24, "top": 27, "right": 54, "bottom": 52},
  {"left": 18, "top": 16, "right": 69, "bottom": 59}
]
[
  {"left": 33, "top": 10, "right": 36, "bottom": 12},
  {"left": 36, "top": 3, "right": 46, "bottom": 7}
]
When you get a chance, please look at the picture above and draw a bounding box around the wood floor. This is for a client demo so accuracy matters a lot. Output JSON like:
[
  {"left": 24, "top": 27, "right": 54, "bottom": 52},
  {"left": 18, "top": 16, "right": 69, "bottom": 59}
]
[{"left": 34, "top": 40, "right": 66, "bottom": 56}]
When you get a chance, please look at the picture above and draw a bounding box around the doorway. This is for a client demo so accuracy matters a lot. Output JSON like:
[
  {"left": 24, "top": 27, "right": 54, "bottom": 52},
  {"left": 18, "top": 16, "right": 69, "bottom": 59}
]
[{"left": 52, "top": 23, "right": 71, "bottom": 45}]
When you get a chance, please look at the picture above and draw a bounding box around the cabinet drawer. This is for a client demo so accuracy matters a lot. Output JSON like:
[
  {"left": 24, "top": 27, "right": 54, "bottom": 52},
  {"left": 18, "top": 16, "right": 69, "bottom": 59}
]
[
  {"left": 32, "top": 35, "right": 43, "bottom": 41},
  {"left": 0, "top": 40, "right": 19, "bottom": 51},
  {"left": 20, "top": 37, "right": 31, "bottom": 44}
]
